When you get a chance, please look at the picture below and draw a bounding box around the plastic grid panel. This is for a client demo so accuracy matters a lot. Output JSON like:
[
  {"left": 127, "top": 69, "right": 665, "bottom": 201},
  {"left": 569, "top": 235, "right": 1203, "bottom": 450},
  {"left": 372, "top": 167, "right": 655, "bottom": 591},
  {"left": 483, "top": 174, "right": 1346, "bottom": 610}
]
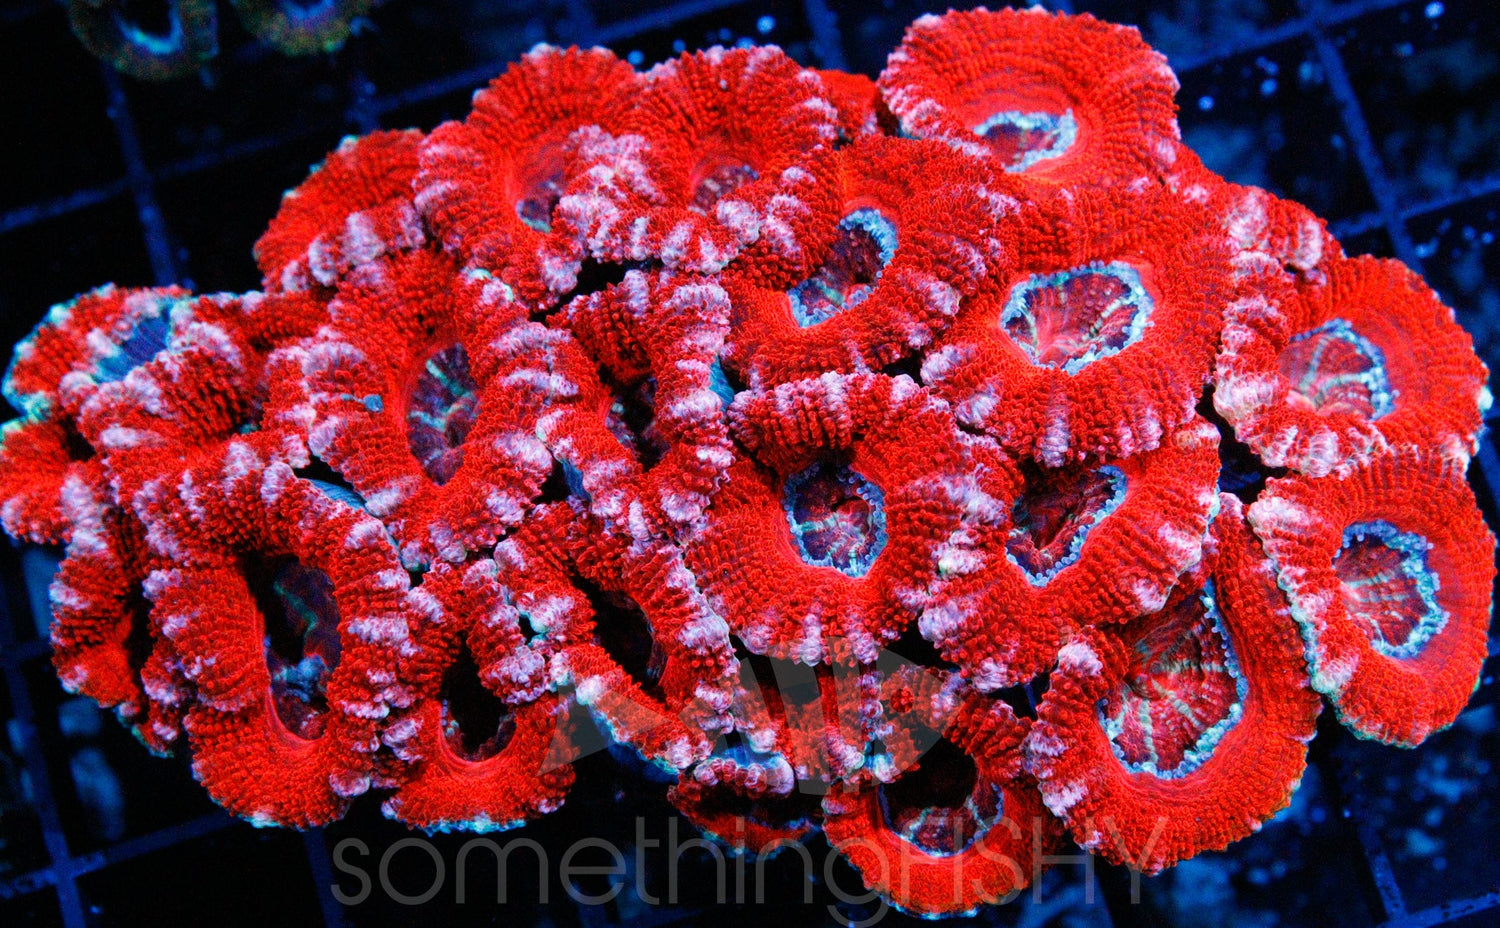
[{"left": 0, "top": 0, "right": 1495, "bottom": 925}]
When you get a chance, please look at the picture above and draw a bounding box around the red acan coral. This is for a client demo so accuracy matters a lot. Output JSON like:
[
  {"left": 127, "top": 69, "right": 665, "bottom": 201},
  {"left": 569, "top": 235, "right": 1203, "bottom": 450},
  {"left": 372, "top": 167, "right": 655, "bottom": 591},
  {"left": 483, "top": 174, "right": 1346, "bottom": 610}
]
[
  {"left": 256, "top": 130, "right": 427, "bottom": 293},
  {"left": 381, "top": 517, "right": 580, "bottom": 832},
  {"left": 667, "top": 774, "right": 820, "bottom": 855},
  {"left": 923, "top": 416, "right": 1221, "bottom": 690},
  {"left": 264, "top": 250, "right": 552, "bottom": 566},
  {"left": 722, "top": 136, "right": 1013, "bottom": 387},
  {"left": 4, "top": 283, "right": 188, "bottom": 419},
  {"left": 1026, "top": 495, "right": 1321, "bottom": 873},
  {"left": 926, "top": 184, "right": 1233, "bottom": 463},
  {"left": 148, "top": 460, "right": 414, "bottom": 826},
  {"left": 879, "top": 7, "right": 1180, "bottom": 185},
  {"left": 1215, "top": 254, "right": 1491, "bottom": 477},
  {"left": 48, "top": 484, "right": 191, "bottom": 757},
  {"left": 69, "top": 291, "right": 292, "bottom": 507},
  {"left": 689, "top": 372, "right": 982, "bottom": 665},
  {"left": 558, "top": 44, "right": 839, "bottom": 275},
  {"left": 2, "top": 10, "right": 1495, "bottom": 917},
  {"left": 1166, "top": 144, "right": 1341, "bottom": 284},
  {"left": 665, "top": 666, "right": 823, "bottom": 853},
  {"left": 1249, "top": 450, "right": 1496, "bottom": 746},
  {"left": 46, "top": 475, "right": 159, "bottom": 726},
  {"left": 824, "top": 674, "right": 1057, "bottom": 917},
  {"left": 562, "top": 503, "right": 736, "bottom": 751},
  {"left": 0, "top": 418, "right": 100, "bottom": 545},
  {"left": 815, "top": 69, "right": 886, "bottom": 141},
  {"left": 416, "top": 44, "right": 640, "bottom": 304},
  {"left": 562, "top": 270, "right": 735, "bottom": 533},
  {"left": 0, "top": 283, "right": 243, "bottom": 544}
]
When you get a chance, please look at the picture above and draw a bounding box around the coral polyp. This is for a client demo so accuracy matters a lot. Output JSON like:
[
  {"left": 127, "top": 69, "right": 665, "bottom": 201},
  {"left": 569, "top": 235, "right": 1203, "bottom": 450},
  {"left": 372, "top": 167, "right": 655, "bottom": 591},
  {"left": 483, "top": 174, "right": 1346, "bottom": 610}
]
[
  {"left": 3, "top": 6, "right": 1492, "bottom": 918},
  {"left": 67, "top": 0, "right": 377, "bottom": 81}
]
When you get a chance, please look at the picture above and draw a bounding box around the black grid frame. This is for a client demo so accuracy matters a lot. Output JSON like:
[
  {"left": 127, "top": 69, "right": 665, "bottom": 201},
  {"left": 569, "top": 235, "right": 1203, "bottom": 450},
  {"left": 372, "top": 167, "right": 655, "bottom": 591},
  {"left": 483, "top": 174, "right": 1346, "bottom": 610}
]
[{"left": 0, "top": 0, "right": 1497, "bottom": 925}]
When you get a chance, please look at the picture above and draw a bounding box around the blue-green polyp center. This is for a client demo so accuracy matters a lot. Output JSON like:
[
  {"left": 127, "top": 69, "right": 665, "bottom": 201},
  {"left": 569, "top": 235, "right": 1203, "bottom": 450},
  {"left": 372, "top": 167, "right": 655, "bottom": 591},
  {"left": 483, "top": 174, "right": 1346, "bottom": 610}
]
[
  {"left": 783, "top": 460, "right": 887, "bottom": 578},
  {"left": 1101, "top": 583, "right": 1247, "bottom": 778},
  {"left": 1280, "top": 318, "right": 1395, "bottom": 420},
  {"left": 1000, "top": 261, "right": 1153, "bottom": 374},
  {"left": 407, "top": 343, "right": 480, "bottom": 485},
  {"left": 1335, "top": 521, "right": 1447, "bottom": 659},
  {"left": 96, "top": 310, "right": 173, "bottom": 384},
  {"left": 110, "top": 3, "right": 187, "bottom": 55},
  {"left": 788, "top": 209, "right": 898, "bottom": 327},
  {"left": 1006, "top": 462, "right": 1127, "bottom": 585},
  {"left": 879, "top": 738, "right": 999, "bottom": 856},
  {"left": 282, "top": 1, "right": 345, "bottom": 27},
  {"left": 973, "top": 108, "right": 1078, "bottom": 172},
  {"left": 256, "top": 558, "right": 342, "bottom": 740}
]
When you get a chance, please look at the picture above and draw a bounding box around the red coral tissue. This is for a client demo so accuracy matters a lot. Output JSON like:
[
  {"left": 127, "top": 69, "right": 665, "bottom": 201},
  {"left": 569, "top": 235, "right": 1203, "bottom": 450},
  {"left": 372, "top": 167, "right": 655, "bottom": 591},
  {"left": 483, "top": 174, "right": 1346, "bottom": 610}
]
[{"left": 1, "top": 6, "right": 1492, "bottom": 918}]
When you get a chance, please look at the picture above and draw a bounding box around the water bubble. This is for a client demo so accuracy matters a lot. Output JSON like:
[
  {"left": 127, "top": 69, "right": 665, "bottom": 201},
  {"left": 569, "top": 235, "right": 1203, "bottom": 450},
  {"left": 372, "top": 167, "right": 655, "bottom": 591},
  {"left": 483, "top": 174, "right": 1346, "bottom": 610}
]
[{"left": 757, "top": 15, "right": 776, "bottom": 35}]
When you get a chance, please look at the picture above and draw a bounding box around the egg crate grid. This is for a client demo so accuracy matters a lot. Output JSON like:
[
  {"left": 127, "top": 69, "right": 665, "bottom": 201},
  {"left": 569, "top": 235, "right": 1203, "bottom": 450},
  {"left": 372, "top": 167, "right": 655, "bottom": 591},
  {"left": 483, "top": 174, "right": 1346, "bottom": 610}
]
[{"left": 0, "top": 0, "right": 1497, "bottom": 925}]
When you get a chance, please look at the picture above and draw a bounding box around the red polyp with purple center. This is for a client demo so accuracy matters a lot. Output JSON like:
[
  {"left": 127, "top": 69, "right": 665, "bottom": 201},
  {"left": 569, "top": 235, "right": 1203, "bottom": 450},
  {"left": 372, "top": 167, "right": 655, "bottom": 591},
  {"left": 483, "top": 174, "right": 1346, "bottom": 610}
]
[
  {"left": 1102, "top": 582, "right": 1246, "bottom": 778},
  {"left": 783, "top": 458, "right": 887, "bottom": 578},
  {"left": 1334, "top": 521, "right": 1446, "bottom": 660},
  {"left": 1005, "top": 460, "right": 1127, "bottom": 585},
  {"left": 405, "top": 342, "right": 481, "bottom": 486},
  {"left": 788, "top": 209, "right": 898, "bottom": 328},
  {"left": 257, "top": 558, "right": 343, "bottom": 740},
  {"left": 1279, "top": 319, "right": 1395, "bottom": 419},
  {"left": 999, "top": 261, "right": 1153, "bottom": 374}
]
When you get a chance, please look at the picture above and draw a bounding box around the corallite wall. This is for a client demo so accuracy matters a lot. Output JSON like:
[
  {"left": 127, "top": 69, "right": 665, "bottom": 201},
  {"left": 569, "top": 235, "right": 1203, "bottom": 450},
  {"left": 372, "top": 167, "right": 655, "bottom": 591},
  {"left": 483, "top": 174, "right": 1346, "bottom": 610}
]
[{"left": 0, "top": 1, "right": 1496, "bottom": 926}]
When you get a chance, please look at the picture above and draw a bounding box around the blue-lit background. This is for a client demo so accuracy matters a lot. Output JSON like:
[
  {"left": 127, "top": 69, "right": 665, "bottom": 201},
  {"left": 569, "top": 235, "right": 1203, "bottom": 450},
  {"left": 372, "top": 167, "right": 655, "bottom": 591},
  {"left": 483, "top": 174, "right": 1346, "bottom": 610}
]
[{"left": 0, "top": 1, "right": 1496, "bottom": 926}]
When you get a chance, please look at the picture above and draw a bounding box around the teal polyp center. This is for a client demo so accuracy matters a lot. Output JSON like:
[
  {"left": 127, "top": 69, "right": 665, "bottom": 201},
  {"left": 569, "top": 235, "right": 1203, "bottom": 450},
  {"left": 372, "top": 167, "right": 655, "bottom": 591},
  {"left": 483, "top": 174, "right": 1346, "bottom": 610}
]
[
  {"left": 1101, "top": 583, "right": 1247, "bottom": 778},
  {"left": 407, "top": 343, "right": 480, "bottom": 486},
  {"left": 973, "top": 108, "right": 1078, "bottom": 172},
  {"left": 879, "top": 738, "right": 999, "bottom": 856},
  {"left": 96, "top": 310, "right": 173, "bottom": 383},
  {"left": 783, "top": 460, "right": 887, "bottom": 577},
  {"left": 114, "top": 9, "right": 188, "bottom": 56},
  {"left": 788, "top": 209, "right": 898, "bottom": 327},
  {"left": 1006, "top": 462, "right": 1127, "bottom": 586},
  {"left": 1000, "top": 261, "right": 1153, "bottom": 374},
  {"left": 1335, "top": 521, "right": 1447, "bottom": 659},
  {"left": 256, "top": 558, "right": 342, "bottom": 740},
  {"left": 1279, "top": 318, "right": 1396, "bottom": 419}
]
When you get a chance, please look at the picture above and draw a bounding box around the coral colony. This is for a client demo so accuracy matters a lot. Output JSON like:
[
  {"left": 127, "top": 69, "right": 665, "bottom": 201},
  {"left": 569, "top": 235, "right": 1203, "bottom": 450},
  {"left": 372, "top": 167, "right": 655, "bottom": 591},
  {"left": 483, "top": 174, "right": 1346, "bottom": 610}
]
[{"left": 1, "top": 6, "right": 1493, "bottom": 917}]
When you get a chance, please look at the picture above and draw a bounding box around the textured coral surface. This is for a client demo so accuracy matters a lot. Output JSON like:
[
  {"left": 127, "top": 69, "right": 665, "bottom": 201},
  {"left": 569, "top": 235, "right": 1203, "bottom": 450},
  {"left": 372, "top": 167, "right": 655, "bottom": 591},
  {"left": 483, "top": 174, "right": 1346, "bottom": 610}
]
[{"left": 1, "top": 6, "right": 1493, "bottom": 918}]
